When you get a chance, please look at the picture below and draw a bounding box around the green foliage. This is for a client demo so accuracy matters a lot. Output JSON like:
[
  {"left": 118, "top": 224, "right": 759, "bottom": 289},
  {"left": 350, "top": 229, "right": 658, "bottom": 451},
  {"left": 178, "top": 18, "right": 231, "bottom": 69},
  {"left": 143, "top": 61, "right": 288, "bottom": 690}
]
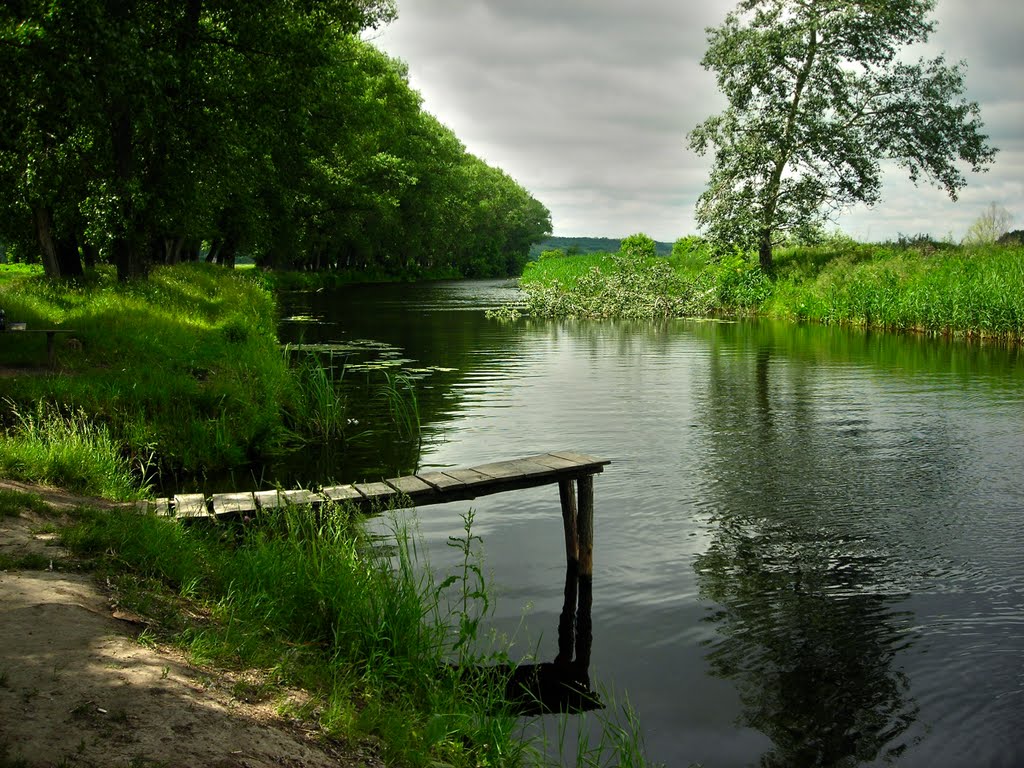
[
  {"left": 0, "top": 264, "right": 295, "bottom": 484},
  {"left": 57, "top": 503, "right": 657, "bottom": 768},
  {"left": 0, "top": 400, "right": 150, "bottom": 500},
  {"left": 0, "top": 2, "right": 548, "bottom": 282},
  {"left": 689, "top": 0, "right": 997, "bottom": 270},
  {"left": 517, "top": 240, "right": 1024, "bottom": 342},
  {"left": 619, "top": 233, "right": 657, "bottom": 260},
  {"left": 539, "top": 248, "right": 568, "bottom": 261}
]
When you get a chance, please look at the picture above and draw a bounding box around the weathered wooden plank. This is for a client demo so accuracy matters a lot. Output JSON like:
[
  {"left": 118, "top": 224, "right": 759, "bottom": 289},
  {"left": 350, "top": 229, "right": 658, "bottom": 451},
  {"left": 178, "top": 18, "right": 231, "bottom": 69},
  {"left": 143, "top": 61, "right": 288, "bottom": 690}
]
[
  {"left": 531, "top": 453, "right": 583, "bottom": 471},
  {"left": 253, "top": 489, "right": 285, "bottom": 510},
  {"left": 472, "top": 458, "right": 557, "bottom": 481},
  {"left": 443, "top": 468, "right": 497, "bottom": 486},
  {"left": 279, "top": 489, "right": 320, "bottom": 507},
  {"left": 549, "top": 451, "right": 610, "bottom": 471},
  {"left": 416, "top": 471, "right": 466, "bottom": 492},
  {"left": 211, "top": 492, "right": 256, "bottom": 517},
  {"left": 174, "top": 493, "right": 209, "bottom": 519},
  {"left": 353, "top": 481, "right": 396, "bottom": 502},
  {"left": 322, "top": 484, "right": 363, "bottom": 503},
  {"left": 385, "top": 475, "right": 436, "bottom": 496}
]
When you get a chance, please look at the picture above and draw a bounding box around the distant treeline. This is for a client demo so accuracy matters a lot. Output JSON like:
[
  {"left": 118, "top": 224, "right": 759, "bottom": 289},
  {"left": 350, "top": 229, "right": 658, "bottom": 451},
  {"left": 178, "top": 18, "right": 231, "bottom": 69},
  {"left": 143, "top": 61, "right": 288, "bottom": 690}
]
[
  {"left": 0, "top": 2, "right": 551, "bottom": 282},
  {"left": 529, "top": 236, "right": 674, "bottom": 259}
]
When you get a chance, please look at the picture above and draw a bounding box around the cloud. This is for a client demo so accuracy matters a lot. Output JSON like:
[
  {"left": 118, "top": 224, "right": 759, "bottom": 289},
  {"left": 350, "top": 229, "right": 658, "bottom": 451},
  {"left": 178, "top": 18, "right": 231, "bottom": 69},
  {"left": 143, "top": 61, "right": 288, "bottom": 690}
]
[{"left": 372, "top": 0, "right": 1021, "bottom": 242}]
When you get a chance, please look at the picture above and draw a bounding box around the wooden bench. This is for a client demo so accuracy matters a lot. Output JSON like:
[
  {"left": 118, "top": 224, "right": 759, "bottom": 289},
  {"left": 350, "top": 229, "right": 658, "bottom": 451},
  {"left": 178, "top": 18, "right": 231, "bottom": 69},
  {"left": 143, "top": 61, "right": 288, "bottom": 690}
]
[{"left": 0, "top": 327, "right": 77, "bottom": 369}]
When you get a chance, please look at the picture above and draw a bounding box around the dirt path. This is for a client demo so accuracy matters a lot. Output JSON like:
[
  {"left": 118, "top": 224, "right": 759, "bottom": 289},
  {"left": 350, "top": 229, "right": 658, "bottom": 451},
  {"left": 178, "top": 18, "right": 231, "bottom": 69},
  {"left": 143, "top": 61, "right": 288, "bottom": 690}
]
[{"left": 0, "top": 482, "right": 383, "bottom": 768}]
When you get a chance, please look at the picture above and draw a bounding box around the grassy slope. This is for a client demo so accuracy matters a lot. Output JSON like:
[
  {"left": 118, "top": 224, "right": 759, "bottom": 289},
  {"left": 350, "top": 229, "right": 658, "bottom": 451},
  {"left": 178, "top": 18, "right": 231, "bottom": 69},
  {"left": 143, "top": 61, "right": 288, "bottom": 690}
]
[{"left": 0, "top": 264, "right": 296, "bottom": 495}]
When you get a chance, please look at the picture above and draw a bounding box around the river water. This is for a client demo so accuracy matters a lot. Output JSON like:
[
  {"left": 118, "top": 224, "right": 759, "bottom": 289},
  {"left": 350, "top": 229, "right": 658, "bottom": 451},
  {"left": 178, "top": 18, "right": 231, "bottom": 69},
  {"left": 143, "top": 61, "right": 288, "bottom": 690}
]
[{"left": 277, "top": 279, "right": 1024, "bottom": 768}]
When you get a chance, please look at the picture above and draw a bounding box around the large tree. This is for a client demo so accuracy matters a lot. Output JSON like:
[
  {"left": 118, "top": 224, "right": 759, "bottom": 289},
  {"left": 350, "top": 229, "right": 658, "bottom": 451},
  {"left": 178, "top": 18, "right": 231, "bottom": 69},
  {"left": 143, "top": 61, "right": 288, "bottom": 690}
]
[{"left": 688, "top": 0, "right": 997, "bottom": 271}]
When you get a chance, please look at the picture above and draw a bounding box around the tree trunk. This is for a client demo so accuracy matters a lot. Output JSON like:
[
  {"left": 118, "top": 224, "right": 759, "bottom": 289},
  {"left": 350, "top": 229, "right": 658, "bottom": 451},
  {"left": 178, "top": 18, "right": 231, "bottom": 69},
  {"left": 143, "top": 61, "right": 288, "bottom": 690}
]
[
  {"left": 33, "top": 206, "right": 62, "bottom": 278},
  {"left": 56, "top": 232, "right": 83, "bottom": 277},
  {"left": 110, "top": 106, "right": 146, "bottom": 281},
  {"left": 758, "top": 231, "right": 774, "bottom": 274},
  {"left": 82, "top": 243, "right": 98, "bottom": 269}
]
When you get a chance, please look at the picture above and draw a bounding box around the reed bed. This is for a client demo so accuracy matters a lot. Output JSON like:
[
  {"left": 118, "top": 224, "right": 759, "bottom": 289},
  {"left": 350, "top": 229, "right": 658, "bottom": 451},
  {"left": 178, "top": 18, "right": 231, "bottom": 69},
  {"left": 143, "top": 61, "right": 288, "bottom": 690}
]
[{"left": 513, "top": 241, "right": 1024, "bottom": 343}]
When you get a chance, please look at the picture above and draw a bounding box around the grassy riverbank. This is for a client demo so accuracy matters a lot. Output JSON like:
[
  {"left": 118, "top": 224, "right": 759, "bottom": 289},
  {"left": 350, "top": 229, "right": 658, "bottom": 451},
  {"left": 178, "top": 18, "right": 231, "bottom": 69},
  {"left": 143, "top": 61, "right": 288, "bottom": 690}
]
[
  {"left": 512, "top": 240, "right": 1024, "bottom": 343},
  {"left": 0, "top": 264, "right": 659, "bottom": 767},
  {"left": 2, "top": 485, "right": 656, "bottom": 768},
  {"left": 0, "top": 263, "right": 354, "bottom": 496}
]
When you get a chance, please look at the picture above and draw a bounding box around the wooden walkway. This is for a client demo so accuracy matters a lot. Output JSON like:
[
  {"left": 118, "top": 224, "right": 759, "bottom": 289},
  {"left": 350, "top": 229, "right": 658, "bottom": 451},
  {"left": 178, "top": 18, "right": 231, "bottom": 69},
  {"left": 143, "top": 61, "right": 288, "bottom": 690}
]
[{"left": 140, "top": 451, "right": 609, "bottom": 574}]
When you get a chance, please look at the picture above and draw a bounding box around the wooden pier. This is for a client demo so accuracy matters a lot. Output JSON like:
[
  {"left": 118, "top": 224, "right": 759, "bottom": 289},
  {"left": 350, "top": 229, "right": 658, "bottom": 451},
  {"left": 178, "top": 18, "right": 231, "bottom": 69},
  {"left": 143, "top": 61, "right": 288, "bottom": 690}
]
[{"left": 141, "top": 451, "right": 610, "bottom": 575}]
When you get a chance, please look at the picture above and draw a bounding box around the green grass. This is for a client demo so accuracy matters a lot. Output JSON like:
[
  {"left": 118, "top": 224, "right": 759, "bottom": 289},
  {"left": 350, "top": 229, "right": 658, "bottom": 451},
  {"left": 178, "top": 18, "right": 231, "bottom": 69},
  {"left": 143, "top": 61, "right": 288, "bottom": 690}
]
[
  {"left": 56, "top": 503, "right": 660, "bottom": 768},
  {"left": 512, "top": 241, "right": 1024, "bottom": 343},
  {"left": 0, "top": 263, "right": 341, "bottom": 492},
  {"left": 0, "top": 400, "right": 149, "bottom": 500}
]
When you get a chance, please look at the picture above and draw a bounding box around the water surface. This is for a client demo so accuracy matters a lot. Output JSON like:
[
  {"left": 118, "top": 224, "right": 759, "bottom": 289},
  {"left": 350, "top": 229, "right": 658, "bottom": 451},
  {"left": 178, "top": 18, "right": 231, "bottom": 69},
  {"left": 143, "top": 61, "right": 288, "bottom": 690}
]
[{"left": 279, "top": 280, "right": 1024, "bottom": 767}]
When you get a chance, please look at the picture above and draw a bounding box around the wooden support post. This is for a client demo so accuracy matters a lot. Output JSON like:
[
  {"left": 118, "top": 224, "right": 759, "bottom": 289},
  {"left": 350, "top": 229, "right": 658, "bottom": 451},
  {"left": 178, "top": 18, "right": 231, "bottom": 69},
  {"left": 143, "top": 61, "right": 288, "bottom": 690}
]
[
  {"left": 576, "top": 474, "right": 594, "bottom": 577},
  {"left": 559, "top": 478, "right": 578, "bottom": 566}
]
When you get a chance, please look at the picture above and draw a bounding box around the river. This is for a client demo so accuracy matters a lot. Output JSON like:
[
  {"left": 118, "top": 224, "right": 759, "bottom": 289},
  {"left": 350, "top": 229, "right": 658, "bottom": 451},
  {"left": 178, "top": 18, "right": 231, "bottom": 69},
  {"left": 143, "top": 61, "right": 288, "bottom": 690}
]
[{"left": 276, "top": 278, "right": 1024, "bottom": 768}]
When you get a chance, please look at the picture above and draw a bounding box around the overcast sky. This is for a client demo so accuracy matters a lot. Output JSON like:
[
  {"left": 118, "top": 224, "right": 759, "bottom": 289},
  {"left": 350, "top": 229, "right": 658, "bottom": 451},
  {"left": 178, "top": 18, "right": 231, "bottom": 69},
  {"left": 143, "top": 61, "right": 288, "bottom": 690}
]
[{"left": 370, "top": 0, "right": 1023, "bottom": 243}]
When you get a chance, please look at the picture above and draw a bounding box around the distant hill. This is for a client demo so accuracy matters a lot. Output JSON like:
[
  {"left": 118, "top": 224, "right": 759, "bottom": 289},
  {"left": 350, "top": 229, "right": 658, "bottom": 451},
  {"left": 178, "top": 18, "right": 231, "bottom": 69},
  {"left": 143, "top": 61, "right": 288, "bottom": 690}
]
[{"left": 529, "top": 236, "right": 674, "bottom": 259}]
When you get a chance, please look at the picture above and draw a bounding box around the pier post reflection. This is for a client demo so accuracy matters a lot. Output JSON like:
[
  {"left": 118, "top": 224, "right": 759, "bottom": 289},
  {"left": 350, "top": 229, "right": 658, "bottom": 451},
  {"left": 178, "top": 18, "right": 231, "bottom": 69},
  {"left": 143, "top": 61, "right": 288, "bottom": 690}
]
[{"left": 500, "top": 564, "right": 601, "bottom": 716}]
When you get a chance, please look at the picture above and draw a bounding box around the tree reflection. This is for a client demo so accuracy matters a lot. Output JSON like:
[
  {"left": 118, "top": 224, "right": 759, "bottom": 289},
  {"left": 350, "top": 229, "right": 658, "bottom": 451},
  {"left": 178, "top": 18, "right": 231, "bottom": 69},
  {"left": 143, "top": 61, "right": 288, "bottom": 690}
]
[{"left": 696, "top": 323, "right": 920, "bottom": 767}]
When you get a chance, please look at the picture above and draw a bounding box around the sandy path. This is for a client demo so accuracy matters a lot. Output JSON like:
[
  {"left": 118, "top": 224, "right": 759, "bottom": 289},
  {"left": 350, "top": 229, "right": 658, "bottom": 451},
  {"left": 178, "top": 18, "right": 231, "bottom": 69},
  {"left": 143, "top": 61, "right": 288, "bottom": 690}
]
[{"left": 0, "top": 486, "right": 382, "bottom": 768}]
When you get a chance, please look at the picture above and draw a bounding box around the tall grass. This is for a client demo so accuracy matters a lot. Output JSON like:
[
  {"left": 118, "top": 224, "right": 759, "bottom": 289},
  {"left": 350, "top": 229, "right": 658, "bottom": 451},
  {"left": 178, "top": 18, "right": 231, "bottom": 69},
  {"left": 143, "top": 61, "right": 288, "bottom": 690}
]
[
  {"left": 0, "top": 400, "right": 150, "bottom": 500},
  {"left": 0, "top": 264, "right": 321, "bottom": 489},
  {"left": 514, "top": 242, "right": 1024, "bottom": 343},
  {"left": 286, "top": 349, "right": 349, "bottom": 441},
  {"left": 58, "top": 502, "right": 660, "bottom": 767},
  {"left": 380, "top": 370, "right": 421, "bottom": 443}
]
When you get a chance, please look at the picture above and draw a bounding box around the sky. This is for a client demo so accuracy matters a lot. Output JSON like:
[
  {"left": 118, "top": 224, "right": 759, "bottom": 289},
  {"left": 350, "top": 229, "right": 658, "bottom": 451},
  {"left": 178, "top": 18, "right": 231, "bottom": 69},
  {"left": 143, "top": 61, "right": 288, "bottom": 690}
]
[{"left": 369, "top": 0, "right": 1024, "bottom": 243}]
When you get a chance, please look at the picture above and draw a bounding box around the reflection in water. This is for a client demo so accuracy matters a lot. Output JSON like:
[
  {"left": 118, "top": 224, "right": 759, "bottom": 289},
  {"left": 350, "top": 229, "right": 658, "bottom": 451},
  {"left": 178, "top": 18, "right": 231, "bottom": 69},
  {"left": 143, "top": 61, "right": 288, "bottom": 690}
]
[
  {"left": 275, "top": 284, "right": 1024, "bottom": 767},
  {"left": 696, "top": 327, "right": 921, "bottom": 766},
  {"left": 470, "top": 565, "right": 601, "bottom": 716}
]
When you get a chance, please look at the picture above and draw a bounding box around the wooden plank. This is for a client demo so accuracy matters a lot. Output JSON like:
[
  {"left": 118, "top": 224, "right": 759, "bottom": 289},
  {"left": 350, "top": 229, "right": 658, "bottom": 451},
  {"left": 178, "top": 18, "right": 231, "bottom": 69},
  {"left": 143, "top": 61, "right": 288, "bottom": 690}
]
[
  {"left": 211, "top": 492, "right": 256, "bottom": 517},
  {"left": 472, "top": 458, "right": 557, "bottom": 481},
  {"left": 253, "top": 489, "right": 286, "bottom": 510},
  {"left": 531, "top": 453, "right": 583, "bottom": 471},
  {"left": 152, "top": 498, "right": 173, "bottom": 517},
  {"left": 322, "top": 484, "right": 363, "bottom": 503},
  {"left": 416, "top": 471, "right": 466, "bottom": 492},
  {"left": 442, "top": 468, "right": 497, "bottom": 486},
  {"left": 385, "top": 475, "right": 436, "bottom": 496},
  {"left": 549, "top": 451, "right": 610, "bottom": 471},
  {"left": 174, "top": 493, "right": 209, "bottom": 519},
  {"left": 353, "top": 481, "right": 396, "bottom": 502},
  {"left": 279, "top": 489, "right": 320, "bottom": 507}
]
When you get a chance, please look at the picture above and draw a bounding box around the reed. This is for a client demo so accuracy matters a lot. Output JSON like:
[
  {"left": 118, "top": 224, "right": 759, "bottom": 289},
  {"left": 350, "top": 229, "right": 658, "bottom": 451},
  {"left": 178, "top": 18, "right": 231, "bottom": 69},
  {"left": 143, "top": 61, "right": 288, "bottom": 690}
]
[
  {"left": 380, "top": 370, "right": 422, "bottom": 443},
  {"left": 515, "top": 241, "right": 1024, "bottom": 342}
]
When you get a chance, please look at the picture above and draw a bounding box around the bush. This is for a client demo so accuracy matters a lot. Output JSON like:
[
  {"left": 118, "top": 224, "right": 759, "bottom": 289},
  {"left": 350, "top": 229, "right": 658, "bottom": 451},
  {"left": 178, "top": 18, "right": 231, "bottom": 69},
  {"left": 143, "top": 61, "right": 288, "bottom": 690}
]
[{"left": 619, "top": 233, "right": 657, "bottom": 260}]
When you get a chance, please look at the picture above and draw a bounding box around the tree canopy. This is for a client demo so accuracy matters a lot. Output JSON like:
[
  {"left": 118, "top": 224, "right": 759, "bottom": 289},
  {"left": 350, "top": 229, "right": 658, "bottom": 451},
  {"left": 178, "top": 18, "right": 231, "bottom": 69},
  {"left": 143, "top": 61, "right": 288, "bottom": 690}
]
[
  {"left": 0, "top": 0, "right": 550, "bottom": 280},
  {"left": 688, "top": 0, "right": 997, "bottom": 271}
]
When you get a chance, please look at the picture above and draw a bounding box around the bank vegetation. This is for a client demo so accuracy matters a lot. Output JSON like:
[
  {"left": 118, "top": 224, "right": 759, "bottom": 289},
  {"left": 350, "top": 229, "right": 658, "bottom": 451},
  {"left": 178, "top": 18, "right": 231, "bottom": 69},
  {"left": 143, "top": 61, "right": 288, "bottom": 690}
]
[{"left": 506, "top": 235, "right": 1024, "bottom": 345}]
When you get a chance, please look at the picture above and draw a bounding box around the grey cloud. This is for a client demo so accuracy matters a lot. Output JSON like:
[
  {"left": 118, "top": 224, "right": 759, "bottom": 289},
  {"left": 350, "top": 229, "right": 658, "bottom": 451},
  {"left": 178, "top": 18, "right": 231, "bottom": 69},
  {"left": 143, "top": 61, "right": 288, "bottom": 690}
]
[{"left": 375, "top": 0, "right": 1021, "bottom": 241}]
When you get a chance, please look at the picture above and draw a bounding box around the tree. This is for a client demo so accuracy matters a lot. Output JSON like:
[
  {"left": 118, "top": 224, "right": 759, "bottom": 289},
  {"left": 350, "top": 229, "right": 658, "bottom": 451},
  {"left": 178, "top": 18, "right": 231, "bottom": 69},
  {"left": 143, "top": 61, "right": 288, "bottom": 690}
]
[
  {"left": 688, "top": 0, "right": 997, "bottom": 272},
  {"left": 619, "top": 233, "right": 657, "bottom": 259},
  {"left": 963, "top": 203, "right": 1013, "bottom": 245}
]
